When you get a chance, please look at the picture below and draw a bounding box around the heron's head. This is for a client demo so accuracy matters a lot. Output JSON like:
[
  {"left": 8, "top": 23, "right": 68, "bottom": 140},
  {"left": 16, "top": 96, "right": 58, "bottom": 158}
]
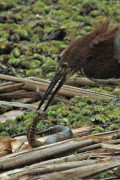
[{"left": 37, "top": 19, "right": 114, "bottom": 112}]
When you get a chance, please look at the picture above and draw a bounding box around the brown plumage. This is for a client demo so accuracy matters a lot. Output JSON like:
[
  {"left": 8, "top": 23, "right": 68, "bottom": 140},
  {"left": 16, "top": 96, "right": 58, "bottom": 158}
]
[
  {"left": 60, "top": 19, "right": 120, "bottom": 80},
  {"left": 27, "top": 20, "right": 120, "bottom": 147},
  {"left": 38, "top": 19, "right": 120, "bottom": 111}
]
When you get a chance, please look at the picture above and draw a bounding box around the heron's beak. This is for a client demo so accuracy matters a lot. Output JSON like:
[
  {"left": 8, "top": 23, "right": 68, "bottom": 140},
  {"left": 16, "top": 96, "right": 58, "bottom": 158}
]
[{"left": 37, "top": 64, "right": 72, "bottom": 112}]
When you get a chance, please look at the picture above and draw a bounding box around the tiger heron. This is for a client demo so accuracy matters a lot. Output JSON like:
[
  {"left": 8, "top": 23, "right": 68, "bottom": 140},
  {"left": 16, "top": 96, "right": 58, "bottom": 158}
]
[
  {"left": 28, "top": 20, "right": 120, "bottom": 147},
  {"left": 38, "top": 20, "right": 120, "bottom": 110}
]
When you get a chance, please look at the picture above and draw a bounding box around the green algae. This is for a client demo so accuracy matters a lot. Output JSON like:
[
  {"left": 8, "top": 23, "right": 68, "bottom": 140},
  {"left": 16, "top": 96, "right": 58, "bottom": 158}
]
[
  {"left": 0, "top": 93, "right": 119, "bottom": 138},
  {"left": 0, "top": 0, "right": 120, "bottom": 139},
  {"left": 0, "top": 0, "right": 119, "bottom": 78},
  {"left": 0, "top": 2, "right": 119, "bottom": 179},
  {"left": 8, "top": 58, "right": 21, "bottom": 67},
  {"left": 12, "top": 48, "right": 21, "bottom": 58}
]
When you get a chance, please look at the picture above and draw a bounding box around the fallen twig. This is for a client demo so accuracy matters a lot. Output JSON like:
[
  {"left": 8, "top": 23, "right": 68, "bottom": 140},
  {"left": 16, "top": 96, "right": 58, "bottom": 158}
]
[
  {"left": 0, "top": 83, "right": 24, "bottom": 93},
  {"left": 0, "top": 160, "right": 98, "bottom": 179},
  {"left": 0, "top": 74, "right": 115, "bottom": 99},
  {"left": 66, "top": 77, "right": 101, "bottom": 86},
  {"left": 0, "top": 139, "right": 93, "bottom": 171},
  {"left": 0, "top": 91, "right": 41, "bottom": 100},
  {"left": 38, "top": 160, "right": 120, "bottom": 180},
  {"left": 0, "top": 101, "right": 37, "bottom": 110},
  {"left": 77, "top": 143, "right": 102, "bottom": 153}
]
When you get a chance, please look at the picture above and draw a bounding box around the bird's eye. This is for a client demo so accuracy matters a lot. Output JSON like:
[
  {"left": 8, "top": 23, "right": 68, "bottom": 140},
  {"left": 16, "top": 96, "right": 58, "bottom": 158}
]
[{"left": 62, "top": 62, "right": 68, "bottom": 68}]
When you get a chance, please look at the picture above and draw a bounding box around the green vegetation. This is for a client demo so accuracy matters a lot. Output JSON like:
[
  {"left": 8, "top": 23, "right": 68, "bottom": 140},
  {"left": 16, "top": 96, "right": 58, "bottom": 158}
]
[
  {"left": 0, "top": 0, "right": 120, "bottom": 137},
  {"left": 0, "top": 0, "right": 119, "bottom": 137},
  {"left": 0, "top": 0, "right": 119, "bottom": 77},
  {"left": 0, "top": 1, "right": 119, "bottom": 179},
  {"left": 0, "top": 95, "right": 119, "bottom": 137}
]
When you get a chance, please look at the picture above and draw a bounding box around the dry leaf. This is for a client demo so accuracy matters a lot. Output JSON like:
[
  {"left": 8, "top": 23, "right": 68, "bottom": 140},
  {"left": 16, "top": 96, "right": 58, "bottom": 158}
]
[{"left": 0, "top": 137, "right": 24, "bottom": 157}]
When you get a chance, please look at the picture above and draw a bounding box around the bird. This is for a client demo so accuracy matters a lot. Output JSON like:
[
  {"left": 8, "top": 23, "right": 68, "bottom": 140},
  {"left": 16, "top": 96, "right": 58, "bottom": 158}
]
[
  {"left": 37, "top": 19, "right": 120, "bottom": 111},
  {"left": 27, "top": 20, "right": 120, "bottom": 147}
]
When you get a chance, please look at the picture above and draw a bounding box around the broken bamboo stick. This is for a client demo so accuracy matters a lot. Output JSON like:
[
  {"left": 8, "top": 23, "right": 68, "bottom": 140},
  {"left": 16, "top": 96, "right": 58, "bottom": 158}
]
[
  {"left": 24, "top": 161, "right": 102, "bottom": 179},
  {"left": 0, "top": 74, "right": 115, "bottom": 99},
  {"left": 24, "top": 82, "right": 115, "bottom": 99},
  {"left": 66, "top": 77, "right": 101, "bottom": 86},
  {"left": 37, "top": 152, "right": 91, "bottom": 166},
  {"left": 0, "top": 160, "right": 98, "bottom": 179},
  {"left": 28, "top": 76, "right": 111, "bottom": 87},
  {"left": 0, "top": 101, "right": 38, "bottom": 110},
  {"left": 0, "top": 81, "right": 15, "bottom": 87},
  {"left": 0, "top": 83, "right": 24, "bottom": 93},
  {"left": 77, "top": 143, "right": 102, "bottom": 153},
  {"left": 0, "top": 91, "right": 42, "bottom": 100},
  {"left": 39, "top": 160, "right": 120, "bottom": 180},
  {"left": 0, "top": 139, "right": 94, "bottom": 171}
]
